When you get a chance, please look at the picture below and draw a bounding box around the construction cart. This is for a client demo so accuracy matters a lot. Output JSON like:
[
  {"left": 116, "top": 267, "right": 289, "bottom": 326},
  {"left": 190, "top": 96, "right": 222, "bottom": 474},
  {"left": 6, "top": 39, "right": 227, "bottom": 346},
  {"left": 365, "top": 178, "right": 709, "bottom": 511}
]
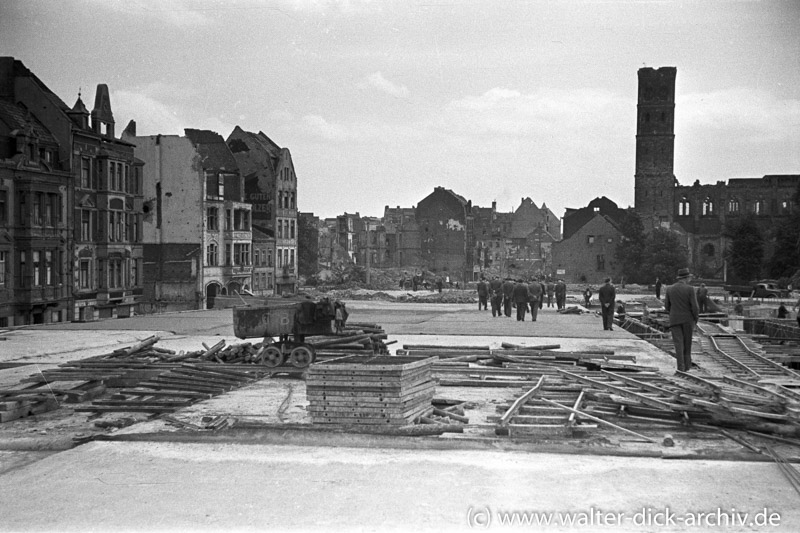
[{"left": 232, "top": 297, "right": 342, "bottom": 368}]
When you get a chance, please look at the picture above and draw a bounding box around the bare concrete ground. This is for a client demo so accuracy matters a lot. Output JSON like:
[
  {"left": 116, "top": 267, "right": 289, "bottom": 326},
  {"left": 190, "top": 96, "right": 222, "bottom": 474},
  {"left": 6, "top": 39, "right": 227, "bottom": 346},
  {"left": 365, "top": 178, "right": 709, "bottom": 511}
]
[
  {"left": 1, "top": 299, "right": 800, "bottom": 531},
  {"left": 0, "top": 441, "right": 796, "bottom": 532}
]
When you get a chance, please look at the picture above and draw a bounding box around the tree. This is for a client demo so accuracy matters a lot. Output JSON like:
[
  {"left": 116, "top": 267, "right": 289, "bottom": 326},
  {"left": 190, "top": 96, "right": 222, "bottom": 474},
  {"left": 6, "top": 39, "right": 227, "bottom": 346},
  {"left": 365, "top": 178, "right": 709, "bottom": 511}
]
[
  {"left": 297, "top": 215, "right": 319, "bottom": 278},
  {"left": 615, "top": 211, "right": 647, "bottom": 283},
  {"left": 640, "top": 228, "right": 690, "bottom": 284},
  {"left": 725, "top": 215, "right": 763, "bottom": 283},
  {"left": 767, "top": 181, "right": 800, "bottom": 279}
]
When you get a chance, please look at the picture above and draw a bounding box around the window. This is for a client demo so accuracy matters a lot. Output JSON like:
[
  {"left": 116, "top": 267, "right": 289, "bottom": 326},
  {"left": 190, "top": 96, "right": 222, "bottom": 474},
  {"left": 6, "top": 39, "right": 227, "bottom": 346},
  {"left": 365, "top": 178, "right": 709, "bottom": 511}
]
[
  {"left": 33, "top": 192, "right": 43, "bottom": 225},
  {"left": 678, "top": 196, "right": 690, "bottom": 216},
  {"left": 267, "top": 249, "right": 273, "bottom": 267},
  {"left": 225, "top": 209, "right": 232, "bottom": 231},
  {"left": 79, "top": 260, "right": 90, "bottom": 289},
  {"left": 728, "top": 198, "right": 740, "bottom": 214},
  {"left": 19, "top": 251, "right": 26, "bottom": 287},
  {"left": 218, "top": 176, "right": 225, "bottom": 198},
  {"left": 206, "top": 243, "right": 218, "bottom": 266},
  {"left": 234, "top": 243, "right": 251, "bottom": 265},
  {"left": 0, "top": 251, "right": 6, "bottom": 286},
  {"left": 277, "top": 219, "right": 283, "bottom": 239},
  {"left": 109, "top": 211, "right": 124, "bottom": 242},
  {"left": 81, "top": 158, "right": 91, "bottom": 188},
  {"left": 207, "top": 207, "right": 218, "bottom": 231},
  {"left": 109, "top": 259, "right": 123, "bottom": 288},
  {"left": 0, "top": 189, "right": 6, "bottom": 224},
  {"left": 131, "top": 259, "right": 139, "bottom": 286},
  {"left": 277, "top": 247, "right": 283, "bottom": 268},
  {"left": 702, "top": 197, "right": 714, "bottom": 216},
  {"left": 32, "top": 251, "right": 41, "bottom": 286},
  {"left": 290, "top": 220, "right": 295, "bottom": 239},
  {"left": 225, "top": 244, "right": 232, "bottom": 266},
  {"left": 596, "top": 254, "right": 605, "bottom": 271},
  {"left": 290, "top": 192, "right": 295, "bottom": 209},
  {"left": 702, "top": 243, "right": 715, "bottom": 257},
  {"left": 44, "top": 251, "right": 53, "bottom": 285},
  {"left": 754, "top": 199, "right": 765, "bottom": 215},
  {"left": 587, "top": 235, "right": 595, "bottom": 244},
  {"left": 289, "top": 249, "right": 295, "bottom": 266}
]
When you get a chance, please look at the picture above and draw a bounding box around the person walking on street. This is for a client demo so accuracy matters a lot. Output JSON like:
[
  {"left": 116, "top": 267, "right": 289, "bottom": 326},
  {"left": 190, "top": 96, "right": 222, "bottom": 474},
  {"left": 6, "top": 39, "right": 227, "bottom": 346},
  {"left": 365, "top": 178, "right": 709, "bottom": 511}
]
[
  {"left": 655, "top": 277, "right": 662, "bottom": 300},
  {"left": 697, "top": 283, "right": 708, "bottom": 314},
  {"left": 502, "top": 278, "right": 515, "bottom": 318},
  {"left": 477, "top": 277, "right": 489, "bottom": 311},
  {"left": 555, "top": 279, "right": 567, "bottom": 310},
  {"left": 528, "top": 278, "right": 543, "bottom": 322},
  {"left": 664, "top": 268, "right": 700, "bottom": 372},
  {"left": 491, "top": 284, "right": 503, "bottom": 317},
  {"left": 513, "top": 279, "right": 529, "bottom": 321},
  {"left": 598, "top": 277, "right": 616, "bottom": 330},
  {"left": 546, "top": 280, "right": 555, "bottom": 308}
]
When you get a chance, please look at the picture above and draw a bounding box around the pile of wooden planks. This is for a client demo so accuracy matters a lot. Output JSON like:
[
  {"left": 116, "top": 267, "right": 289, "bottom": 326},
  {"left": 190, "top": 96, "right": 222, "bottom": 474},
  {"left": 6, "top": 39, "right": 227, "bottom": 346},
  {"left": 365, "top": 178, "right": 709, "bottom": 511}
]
[
  {"left": 75, "top": 363, "right": 270, "bottom": 415},
  {"left": 306, "top": 356, "right": 437, "bottom": 426}
]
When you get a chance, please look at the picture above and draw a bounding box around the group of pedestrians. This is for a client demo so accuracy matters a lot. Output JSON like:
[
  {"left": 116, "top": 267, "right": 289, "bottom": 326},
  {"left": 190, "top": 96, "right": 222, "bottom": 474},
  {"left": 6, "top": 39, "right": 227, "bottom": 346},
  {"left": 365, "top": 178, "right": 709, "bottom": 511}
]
[{"left": 476, "top": 276, "right": 568, "bottom": 321}]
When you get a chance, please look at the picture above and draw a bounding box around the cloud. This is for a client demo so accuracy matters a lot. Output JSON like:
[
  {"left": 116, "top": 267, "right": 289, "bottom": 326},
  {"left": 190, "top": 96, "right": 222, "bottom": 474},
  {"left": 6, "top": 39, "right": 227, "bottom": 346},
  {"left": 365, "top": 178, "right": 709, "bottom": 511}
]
[
  {"left": 302, "top": 114, "right": 351, "bottom": 141},
  {"left": 677, "top": 88, "right": 800, "bottom": 143},
  {"left": 111, "top": 89, "right": 184, "bottom": 136},
  {"left": 89, "top": 0, "right": 214, "bottom": 27},
  {"left": 365, "top": 72, "right": 409, "bottom": 98}
]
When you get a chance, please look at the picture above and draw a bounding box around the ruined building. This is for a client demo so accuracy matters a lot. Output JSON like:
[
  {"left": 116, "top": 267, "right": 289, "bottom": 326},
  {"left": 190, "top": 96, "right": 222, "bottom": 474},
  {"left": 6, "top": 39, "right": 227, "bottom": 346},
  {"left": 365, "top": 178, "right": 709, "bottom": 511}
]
[
  {"left": 633, "top": 66, "right": 799, "bottom": 278},
  {"left": 227, "top": 127, "right": 297, "bottom": 295}
]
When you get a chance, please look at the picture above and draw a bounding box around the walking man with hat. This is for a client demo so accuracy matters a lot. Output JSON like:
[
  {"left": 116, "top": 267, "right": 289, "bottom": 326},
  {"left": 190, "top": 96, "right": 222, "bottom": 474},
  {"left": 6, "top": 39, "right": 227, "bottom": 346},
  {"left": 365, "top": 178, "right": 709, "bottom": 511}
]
[{"left": 664, "top": 268, "right": 700, "bottom": 372}]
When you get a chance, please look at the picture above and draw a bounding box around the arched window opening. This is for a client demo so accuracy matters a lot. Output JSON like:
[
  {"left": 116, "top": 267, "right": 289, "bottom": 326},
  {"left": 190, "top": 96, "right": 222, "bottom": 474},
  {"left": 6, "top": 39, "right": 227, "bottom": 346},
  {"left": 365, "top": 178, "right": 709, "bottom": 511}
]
[
  {"left": 678, "top": 196, "right": 691, "bottom": 217},
  {"left": 702, "top": 197, "right": 714, "bottom": 216}
]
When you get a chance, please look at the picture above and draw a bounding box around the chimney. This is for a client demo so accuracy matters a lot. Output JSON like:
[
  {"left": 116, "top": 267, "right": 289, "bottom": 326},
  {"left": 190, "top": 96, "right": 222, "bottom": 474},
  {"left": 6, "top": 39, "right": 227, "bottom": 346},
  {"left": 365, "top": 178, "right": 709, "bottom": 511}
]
[{"left": 0, "top": 57, "right": 15, "bottom": 98}]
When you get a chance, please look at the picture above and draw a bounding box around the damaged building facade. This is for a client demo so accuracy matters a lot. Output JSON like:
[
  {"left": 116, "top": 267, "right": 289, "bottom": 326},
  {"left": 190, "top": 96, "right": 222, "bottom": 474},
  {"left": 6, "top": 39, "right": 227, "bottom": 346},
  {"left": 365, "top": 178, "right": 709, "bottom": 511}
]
[
  {"left": 226, "top": 127, "right": 297, "bottom": 295},
  {"left": 123, "top": 128, "right": 253, "bottom": 310},
  {"left": 633, "top": 66, "right": 799, "bottom": 278}
]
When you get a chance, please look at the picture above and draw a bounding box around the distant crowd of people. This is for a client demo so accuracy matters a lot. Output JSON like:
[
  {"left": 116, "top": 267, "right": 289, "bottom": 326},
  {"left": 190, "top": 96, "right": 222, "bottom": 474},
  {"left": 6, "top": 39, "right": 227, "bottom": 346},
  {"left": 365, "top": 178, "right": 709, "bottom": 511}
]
[{"left": 475, "top": 276, "right": 569, "bottom": 321}]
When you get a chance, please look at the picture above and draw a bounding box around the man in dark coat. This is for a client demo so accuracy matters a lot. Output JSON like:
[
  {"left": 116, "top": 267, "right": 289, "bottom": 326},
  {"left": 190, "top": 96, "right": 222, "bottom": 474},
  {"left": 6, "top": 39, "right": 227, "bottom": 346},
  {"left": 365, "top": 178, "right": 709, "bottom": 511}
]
[
  {"left": 598, "top": 277, "right": 616, "bottom": 331},
  {"left": 555, "top": 279, "right": 567, "bottom": 310},
  {"left": 655, "top": 277, "right": 662, "bottom": 300},
  {"left": 664, "top": 268, "right": 700, "bottom": 372},
  {"left": 477, "top": 277, "right": 489, "bottom": 311},
  {"left": 528, "top": 278, "right": 543, "bottom": 321},
  {"left": 545, "top": 280, "right": 555, "bottom": 307},
  {"left": 502, "top": 278, "right": 515, "bottom": 317},
  {"left": 513, "top": 279, "right": 529, "bottom": 321}
]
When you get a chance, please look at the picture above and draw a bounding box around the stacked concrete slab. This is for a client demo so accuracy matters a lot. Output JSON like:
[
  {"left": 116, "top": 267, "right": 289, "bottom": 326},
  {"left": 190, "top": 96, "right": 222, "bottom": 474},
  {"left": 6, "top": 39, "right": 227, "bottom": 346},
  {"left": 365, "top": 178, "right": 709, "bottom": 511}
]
[{"left": 306, "top": 356, "right": 437, "bottom": 425}]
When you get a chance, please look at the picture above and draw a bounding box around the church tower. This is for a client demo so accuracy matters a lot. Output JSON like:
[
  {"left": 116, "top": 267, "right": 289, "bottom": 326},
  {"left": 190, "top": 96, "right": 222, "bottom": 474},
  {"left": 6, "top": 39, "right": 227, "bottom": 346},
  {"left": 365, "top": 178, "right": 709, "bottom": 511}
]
[{"left": 634, "top": 67, "right": 676, "bottom": 230}]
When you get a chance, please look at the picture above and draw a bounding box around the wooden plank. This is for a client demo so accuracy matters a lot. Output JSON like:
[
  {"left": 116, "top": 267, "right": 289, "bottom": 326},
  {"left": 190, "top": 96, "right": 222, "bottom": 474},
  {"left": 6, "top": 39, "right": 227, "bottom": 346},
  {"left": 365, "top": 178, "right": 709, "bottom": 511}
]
[
  {"left": 498, "top": 376, "right": 546, "bottom": 428},
  {"left": 73, "top": 406, "right": 179, "bottom": 413},
  {"left": 118, "top": 389, "right": 212, "bottom": 399}
]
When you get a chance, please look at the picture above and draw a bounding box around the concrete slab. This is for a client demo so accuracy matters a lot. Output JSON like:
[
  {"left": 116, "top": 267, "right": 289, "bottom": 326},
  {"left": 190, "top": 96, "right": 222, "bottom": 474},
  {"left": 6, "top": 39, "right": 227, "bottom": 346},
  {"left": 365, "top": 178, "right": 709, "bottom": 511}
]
[{"left": 0, "top": 441, "right": 796, "bottom": 532}]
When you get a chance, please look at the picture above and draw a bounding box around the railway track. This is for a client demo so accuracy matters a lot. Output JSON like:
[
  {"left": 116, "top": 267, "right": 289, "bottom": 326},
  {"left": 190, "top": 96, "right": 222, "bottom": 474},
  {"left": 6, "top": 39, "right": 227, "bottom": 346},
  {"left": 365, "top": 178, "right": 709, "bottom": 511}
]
[{"left": 703, "top": 333, "right": 800, "bottom": 381}]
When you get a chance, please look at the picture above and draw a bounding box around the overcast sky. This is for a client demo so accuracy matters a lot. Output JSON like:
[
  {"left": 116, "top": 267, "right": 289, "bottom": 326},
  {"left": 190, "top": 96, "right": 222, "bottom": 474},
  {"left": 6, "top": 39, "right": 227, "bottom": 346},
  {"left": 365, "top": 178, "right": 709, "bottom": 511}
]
[{"left": 3, "top": 0, "right": 799, "bottom": 220}]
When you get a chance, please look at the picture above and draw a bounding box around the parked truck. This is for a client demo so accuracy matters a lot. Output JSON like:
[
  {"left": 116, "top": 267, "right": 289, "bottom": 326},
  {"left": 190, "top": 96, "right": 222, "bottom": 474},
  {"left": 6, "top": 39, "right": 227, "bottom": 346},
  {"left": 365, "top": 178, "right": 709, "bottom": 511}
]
[{"left": 724, "top": 280, "right": 790, "bottom": 299}]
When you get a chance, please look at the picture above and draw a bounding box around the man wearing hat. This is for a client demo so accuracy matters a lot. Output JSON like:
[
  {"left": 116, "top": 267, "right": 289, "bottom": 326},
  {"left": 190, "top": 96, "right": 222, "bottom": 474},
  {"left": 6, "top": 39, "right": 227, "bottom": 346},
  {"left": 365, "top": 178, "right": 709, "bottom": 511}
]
[
  {"left": 664, "top": 268, "right": 700, "bottom": 372},
  {"left": 598, "top": 277, "right": 616, "bottom": 331}
]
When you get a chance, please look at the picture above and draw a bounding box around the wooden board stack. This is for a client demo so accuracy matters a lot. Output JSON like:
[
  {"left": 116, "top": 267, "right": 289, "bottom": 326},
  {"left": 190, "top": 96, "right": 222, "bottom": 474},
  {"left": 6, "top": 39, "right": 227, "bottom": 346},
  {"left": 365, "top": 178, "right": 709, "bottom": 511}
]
[{"left": 306, "top": 356, "right": 437, "bottom": 425}]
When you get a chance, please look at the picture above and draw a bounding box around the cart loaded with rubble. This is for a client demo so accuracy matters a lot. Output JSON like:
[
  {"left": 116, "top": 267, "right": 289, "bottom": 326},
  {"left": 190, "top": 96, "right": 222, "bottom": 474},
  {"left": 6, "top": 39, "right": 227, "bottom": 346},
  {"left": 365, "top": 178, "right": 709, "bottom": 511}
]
[{"left": 233, "top": 297, "right": 346, "bottom": 368}]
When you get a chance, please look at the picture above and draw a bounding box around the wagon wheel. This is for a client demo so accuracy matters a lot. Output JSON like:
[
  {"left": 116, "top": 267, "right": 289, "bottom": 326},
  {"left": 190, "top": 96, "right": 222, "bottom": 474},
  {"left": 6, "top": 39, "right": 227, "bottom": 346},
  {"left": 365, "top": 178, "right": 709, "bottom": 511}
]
[
  {"left": 289, "top": 345, "right": 315, "bottom": 368},
  {"left": 262, "top": 346, "right": 285, "bottom": 367}
]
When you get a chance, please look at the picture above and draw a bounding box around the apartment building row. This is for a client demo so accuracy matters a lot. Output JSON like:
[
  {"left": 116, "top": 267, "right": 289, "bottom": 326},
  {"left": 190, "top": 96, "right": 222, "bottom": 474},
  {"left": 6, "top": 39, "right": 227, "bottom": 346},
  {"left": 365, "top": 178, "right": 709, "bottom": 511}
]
[{"left": 0, "top": 57, "right": 297, "bottom": 326}]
